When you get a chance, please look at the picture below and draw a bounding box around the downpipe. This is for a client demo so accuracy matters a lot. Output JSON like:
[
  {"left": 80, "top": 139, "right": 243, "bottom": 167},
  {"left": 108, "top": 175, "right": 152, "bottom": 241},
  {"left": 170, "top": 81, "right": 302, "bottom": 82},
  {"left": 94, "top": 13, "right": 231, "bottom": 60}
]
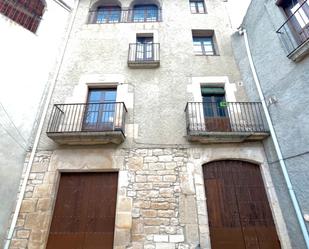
[
  {"left": 240, "top": 28, "right": 309, "bottom": 249},
  {"left": 3, "top": 1, "right": 79, "bottom": 248}
]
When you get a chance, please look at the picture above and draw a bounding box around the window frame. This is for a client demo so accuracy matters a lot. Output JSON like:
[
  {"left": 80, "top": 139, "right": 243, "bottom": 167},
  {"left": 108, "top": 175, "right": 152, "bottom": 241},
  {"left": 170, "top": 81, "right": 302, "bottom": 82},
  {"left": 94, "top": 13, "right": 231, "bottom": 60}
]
[
  {"left": 201, "top": 87, "right": 227, "bottom": 117},
  {"left": 189, "top": 0, "right": 206, "bottom": 14},
  {"left": 193, "top": 36, "right": 216, "bottom": 56},
  {"left": 95, "top": 6, "right": 121, "bottom": 24},
  {"left": 83, "top": 88, "right": 117, "bottom": 131},
  {"left": 132, "top": 4, "right": 159, "bottom": 22}
]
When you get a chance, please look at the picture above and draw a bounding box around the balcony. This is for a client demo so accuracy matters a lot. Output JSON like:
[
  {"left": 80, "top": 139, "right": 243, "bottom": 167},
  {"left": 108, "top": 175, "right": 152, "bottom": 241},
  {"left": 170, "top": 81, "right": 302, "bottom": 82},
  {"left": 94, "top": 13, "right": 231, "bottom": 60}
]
[
  {"left": 87, "top": 8, "right": 162, "bottom": 24},
  {"left": 128, "top": 43, "right": 160, "bottom": 68},
  {"left": 47, "top": 102, "right": 127, "bottom": 145},
  {"left": 185, "top": 102, "right": 269, "bottom": 143},
  {"left": 276, "top": 0, "right": 309, "bottom": 61}
]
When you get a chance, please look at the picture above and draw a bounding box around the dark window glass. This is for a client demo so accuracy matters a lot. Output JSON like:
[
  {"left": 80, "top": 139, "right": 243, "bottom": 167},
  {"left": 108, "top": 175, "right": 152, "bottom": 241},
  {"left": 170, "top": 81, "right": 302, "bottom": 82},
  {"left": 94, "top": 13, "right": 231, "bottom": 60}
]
[
  {"left": 136, "top": 36, "right": 154, "bottom": 61},
  {"left": 133, "top": 4, "right": 158, "bottom": 22},
  {"left": 84, "top": 89, "right": 117, "bottom": 129},
  {"left": 190, "top": 0, "right": 206, "bottom": 13},
  {"left": 202, "top": 89, "right": 227, "bottom": 117},
  {"left": 193, "top": 36, "right": 215, "bottom": 55},
  {"left": 96, "top": 6, "right": 121, "bottom": 23}
]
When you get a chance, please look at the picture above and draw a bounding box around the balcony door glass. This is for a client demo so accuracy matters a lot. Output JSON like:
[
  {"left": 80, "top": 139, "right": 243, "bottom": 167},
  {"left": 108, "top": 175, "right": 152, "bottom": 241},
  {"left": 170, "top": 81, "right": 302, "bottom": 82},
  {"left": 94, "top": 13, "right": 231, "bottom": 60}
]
[
  {"left": 202, "top": 87, "right": 231, "bottom": 132},
  {"left": 133, "top": 4, "right": 158, "bottom": 22},
  {"left": 83, "top": 88, "right": 116, "bottom": 131},
  {"left": 136, "top": 36, "right": 154, "bottom": 61},
  {"left": 203, "top": 95, "right": 228, "bottom": 117}
]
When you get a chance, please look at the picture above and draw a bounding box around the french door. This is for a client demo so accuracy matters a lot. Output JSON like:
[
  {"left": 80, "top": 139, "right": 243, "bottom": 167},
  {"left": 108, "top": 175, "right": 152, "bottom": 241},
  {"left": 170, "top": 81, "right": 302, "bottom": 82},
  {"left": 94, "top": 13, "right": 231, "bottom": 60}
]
[
  {"left": 202, "top": 94, "right": 231, "bottom": 132},
  {"left": 82, "top": 88, "right": 116, "bottom": 131},
  {"left": 136, "top": 37, "right": 154, "bottom": 61}
]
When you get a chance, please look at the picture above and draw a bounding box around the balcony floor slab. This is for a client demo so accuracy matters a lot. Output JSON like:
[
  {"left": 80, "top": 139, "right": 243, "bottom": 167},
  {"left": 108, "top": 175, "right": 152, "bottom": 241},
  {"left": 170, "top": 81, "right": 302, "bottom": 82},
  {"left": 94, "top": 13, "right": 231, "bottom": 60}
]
[
  {"left": 187, "top": 131, "right": 269, "bottom": 143},
  {"left": 47, "top": 131, "right": 125, "bottom": 145}
]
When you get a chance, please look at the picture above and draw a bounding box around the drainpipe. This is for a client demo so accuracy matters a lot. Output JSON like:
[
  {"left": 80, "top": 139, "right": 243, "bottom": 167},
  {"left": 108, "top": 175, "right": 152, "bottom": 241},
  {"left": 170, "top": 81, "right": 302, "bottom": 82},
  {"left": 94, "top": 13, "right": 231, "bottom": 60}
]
[
  {"left": 240, "top": 28, "right": 309, "bottom": 249},
  {"left": 3, "top": 1, "right": 79, "bottom": 248}
]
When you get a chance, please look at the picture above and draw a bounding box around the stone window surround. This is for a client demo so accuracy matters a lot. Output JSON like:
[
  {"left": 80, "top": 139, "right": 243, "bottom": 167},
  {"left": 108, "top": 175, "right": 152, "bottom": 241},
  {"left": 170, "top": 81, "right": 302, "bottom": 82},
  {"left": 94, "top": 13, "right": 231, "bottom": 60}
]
[
  {"left": 63, "top": 73, "right": 135, "bottom": 138},
  {"left": 131, "top": 29, "right": 159, "bottom": 43},
  {"left": 65, "top": 73, "right": 132, "bottom": 106},
  {"left": 189, "top": 76, "right": 237, "bottom": 103},
  {"left": 187, "top": 146, "right": 292, "bottom": 249}
]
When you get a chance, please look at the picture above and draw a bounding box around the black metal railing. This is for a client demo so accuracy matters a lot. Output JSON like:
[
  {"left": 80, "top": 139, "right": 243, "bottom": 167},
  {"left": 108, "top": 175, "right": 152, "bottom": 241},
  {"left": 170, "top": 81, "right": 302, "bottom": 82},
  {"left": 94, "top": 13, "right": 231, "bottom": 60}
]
[
  {"left": 277, "top": 0, "right": 309, "bottom": 56},
  {"left": 88, "top": 8, "right": 162, "bottom": 24},
  {"left": 128, "top": 43, "right": 160, "bottom": 64},
  {"left": 47, "top": 102, "right": 127, "bottom": 135},
  {"left": 185, "top": 102, "right": 268, "bottom": 133},
  {"left": 0, "top": 0, "right": 43, "bottom": 32}
]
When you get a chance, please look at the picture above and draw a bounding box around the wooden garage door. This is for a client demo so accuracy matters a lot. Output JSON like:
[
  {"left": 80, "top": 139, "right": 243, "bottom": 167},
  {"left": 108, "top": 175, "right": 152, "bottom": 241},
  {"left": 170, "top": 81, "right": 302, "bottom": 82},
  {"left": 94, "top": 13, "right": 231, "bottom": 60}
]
[
  {"left": 46, "top": 172, "right": 118, "bottom": 249},
  {"left": 203, "top": 160, "right": 281, "bottom": 249}
]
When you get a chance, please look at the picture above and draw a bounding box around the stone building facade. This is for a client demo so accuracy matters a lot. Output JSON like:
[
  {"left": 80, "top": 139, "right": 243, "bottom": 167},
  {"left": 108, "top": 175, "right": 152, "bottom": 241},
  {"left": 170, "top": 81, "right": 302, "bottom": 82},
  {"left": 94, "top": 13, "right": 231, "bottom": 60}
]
[{"left": 4, "top": 0, "right": 302, "bottom": 248}]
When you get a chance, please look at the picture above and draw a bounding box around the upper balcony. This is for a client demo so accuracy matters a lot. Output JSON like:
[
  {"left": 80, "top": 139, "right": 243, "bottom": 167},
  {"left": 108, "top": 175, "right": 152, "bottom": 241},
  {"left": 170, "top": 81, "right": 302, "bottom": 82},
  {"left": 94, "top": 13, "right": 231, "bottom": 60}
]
[
  {"left": 46, "top": 102, "right": 127, "bottom": 145},
  {"left": 87, "top": 7, "right": 162, "bottom": 24},
  {"left": 277, "top": 0, "right": 309, "bottom": 61},
  {"left": 185, "top": 102, "right": 269, "bottom": 143},
  {"left": 128, "top": 43, "right": 160, "bottom": 68}
]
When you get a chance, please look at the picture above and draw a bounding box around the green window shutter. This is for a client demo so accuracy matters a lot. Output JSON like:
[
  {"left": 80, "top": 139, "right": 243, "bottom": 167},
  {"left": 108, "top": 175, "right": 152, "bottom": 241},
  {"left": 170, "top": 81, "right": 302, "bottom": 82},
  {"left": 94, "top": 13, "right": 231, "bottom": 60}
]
[{"left": 201, "top": 87, "right": 225, "bottom": 95}]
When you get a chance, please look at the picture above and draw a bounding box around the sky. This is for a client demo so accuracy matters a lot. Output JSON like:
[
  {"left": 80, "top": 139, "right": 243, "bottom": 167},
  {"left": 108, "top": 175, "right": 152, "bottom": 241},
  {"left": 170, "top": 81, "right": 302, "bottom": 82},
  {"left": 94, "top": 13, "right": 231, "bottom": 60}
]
[{"left": 226, "top": 0, "right": 252, "bottom": 29}]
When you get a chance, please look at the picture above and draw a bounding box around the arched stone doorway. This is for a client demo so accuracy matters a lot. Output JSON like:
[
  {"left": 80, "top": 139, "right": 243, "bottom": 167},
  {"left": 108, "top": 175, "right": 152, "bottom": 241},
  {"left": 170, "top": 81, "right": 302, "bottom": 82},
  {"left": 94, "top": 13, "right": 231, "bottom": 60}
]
[{"left": 203, "top": 160, "right": 281, "bottom": 249}]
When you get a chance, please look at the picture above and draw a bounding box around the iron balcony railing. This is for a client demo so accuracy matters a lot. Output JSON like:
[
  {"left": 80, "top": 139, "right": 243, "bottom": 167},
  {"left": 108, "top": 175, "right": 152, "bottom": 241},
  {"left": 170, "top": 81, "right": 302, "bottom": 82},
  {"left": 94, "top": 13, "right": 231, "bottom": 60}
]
[
  {"left": 128, "top": 43, "right": 160, "bottom": 64},
  {"left": 88, "top": 8, "right": 162, "bottom": 24},
  {"left": 185, "top": 102, "right": 268, "bottom": 133},
  {"left": 277, "top": 0, "right": 309, "bottom": 56},
  {"left": 47, "top": 102, "right": 127, "bottom": 135},
  {"left": 0, "top": 0, "right": 42, "bottom": 32}
]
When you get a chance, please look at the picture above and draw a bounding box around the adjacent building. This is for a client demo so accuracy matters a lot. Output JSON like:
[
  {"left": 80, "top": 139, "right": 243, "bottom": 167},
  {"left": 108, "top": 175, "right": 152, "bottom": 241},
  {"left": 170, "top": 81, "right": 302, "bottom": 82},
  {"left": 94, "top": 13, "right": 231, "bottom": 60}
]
[
  {"left": 3, "top": 0, "right": 308, "bottom": 248},
  {"left": 0, "top": 0, "right": 73, "bottom": 247},
  {"left": 232, "top": 0, "right": 309, "bottom": 248}
]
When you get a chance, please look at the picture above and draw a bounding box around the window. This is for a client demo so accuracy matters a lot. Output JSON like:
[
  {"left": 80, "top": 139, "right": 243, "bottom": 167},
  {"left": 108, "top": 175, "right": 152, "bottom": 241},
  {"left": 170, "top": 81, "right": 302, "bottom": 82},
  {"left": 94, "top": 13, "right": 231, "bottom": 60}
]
[
  {"left": 192, "top": 30, "right": 217, "bottom": 55},
  {"left": 276, "top": 0, "right": 309, "bottom": 59},
  {"left": 190, "top": 0, "right": 206, "bottom": 13},
  {"left": 96, "top": 6, "right": 121, "bottom": 23},
  {"left": 277, "top": 0, "right": 309, "bottom": 41},
  {"left": 132, "top": 4, "right": 159, "bottom": 22},
  {"left": 193, "top": 37, "right": 215, "bottom": 55},
  {"left": 0, "top": 0, "right": 45, "bottom": 33},
  {"left": 136, "top": 35, "right": 154, "bottom": 61},
  {"left": 83, "top": 88, "right": 117, "bottom": 131}
]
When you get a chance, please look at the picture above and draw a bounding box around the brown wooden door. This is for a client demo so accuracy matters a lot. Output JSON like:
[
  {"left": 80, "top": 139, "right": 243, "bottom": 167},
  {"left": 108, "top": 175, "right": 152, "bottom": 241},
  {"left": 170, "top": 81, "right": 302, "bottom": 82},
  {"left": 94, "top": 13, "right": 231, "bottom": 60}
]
[
  {"left": 46, "top": 172, "right": 118, "bottom": 249},
  {"left": 203, "top": 160, "right": 281, "bottom": 249}
]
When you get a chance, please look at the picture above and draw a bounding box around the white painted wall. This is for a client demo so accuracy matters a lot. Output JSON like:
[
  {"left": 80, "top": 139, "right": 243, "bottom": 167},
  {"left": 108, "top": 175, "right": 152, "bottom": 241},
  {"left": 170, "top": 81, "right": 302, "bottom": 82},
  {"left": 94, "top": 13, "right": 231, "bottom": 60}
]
[{"left": 0, "top": 1, "right": 73, "bottom": 246}]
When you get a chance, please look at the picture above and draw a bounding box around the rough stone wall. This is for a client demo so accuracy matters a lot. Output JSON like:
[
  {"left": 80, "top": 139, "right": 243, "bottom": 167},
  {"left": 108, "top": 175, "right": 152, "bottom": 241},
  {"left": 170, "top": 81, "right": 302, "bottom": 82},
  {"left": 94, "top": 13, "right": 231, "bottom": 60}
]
[
  {"left": 125, "top": 148, "right": 187, "bottom": 249},
  {"left": 9, "top": 151, "right": 54, "bottom": 249}
]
